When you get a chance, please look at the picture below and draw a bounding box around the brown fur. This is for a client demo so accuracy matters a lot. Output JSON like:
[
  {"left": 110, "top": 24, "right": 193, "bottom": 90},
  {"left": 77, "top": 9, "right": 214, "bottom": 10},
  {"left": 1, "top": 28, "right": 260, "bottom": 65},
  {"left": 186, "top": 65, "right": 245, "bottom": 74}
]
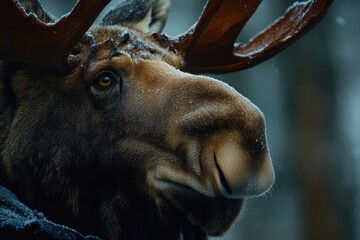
[{"left": 0, "top": 2, "right": 274, "bottom": 240}]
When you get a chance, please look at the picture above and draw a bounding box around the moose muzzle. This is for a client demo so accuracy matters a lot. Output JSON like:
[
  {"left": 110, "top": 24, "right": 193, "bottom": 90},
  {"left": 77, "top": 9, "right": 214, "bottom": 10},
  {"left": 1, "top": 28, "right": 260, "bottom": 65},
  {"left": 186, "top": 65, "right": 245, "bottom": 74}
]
[
  {"left": 118, "top": 56, "right": 275, "bottom": 235},
  {"left": 129, "top": 59, "right": 275, "bottom": 200}
]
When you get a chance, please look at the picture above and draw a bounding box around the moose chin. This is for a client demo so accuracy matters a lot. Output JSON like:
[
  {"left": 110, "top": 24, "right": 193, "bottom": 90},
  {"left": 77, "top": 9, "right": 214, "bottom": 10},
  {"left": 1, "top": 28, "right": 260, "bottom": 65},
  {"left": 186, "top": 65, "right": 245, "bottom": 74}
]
[{"left": 0, "top": 0, "right": 332, "bottom": 239}]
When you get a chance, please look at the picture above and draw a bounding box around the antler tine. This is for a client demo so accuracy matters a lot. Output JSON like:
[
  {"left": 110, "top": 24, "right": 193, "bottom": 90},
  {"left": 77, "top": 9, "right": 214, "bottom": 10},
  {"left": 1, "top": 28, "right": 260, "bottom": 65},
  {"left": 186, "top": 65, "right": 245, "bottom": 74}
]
[
  {"left": 171, "top": 0, "right": 333, "bottom": 74},
  {"left": 0, "top": 0, "right": 111, "bottom": 73},
  {"left": 176, "top": 0, "right": 262, "bottom": 56},
  {"left": 230, "top": 0, "right": 334, "bottom": 72}
]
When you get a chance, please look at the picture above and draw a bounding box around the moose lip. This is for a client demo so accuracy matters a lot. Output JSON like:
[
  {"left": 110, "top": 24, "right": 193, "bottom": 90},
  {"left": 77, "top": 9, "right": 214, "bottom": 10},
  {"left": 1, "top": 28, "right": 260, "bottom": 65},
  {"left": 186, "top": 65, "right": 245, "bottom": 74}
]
[
  {"left": 150, "top": 151, "right": 247, "bottom": 235},
  {"left": 154, "top": 177, "right": 244, "bottom": 236}
]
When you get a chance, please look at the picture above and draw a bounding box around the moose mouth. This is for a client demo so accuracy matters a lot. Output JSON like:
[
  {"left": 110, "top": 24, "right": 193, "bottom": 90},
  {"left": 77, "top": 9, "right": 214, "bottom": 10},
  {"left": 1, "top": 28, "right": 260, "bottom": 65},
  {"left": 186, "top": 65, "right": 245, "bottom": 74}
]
[
  {"left": 149, "top": 133, "right": 274, "bottom": 235},
  {"left": 151, "top": 160, "right": 246, "bottom": 235},
  {"left": 154, "top": 176, "right": 244, "bottom": 236}
]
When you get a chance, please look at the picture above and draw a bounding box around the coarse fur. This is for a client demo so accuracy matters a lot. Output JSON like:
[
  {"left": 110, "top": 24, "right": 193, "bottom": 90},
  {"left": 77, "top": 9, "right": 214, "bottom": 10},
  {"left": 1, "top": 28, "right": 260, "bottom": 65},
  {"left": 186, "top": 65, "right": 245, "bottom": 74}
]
[{"left": 0, "top": 1, "right": 274, "bottom": 239}]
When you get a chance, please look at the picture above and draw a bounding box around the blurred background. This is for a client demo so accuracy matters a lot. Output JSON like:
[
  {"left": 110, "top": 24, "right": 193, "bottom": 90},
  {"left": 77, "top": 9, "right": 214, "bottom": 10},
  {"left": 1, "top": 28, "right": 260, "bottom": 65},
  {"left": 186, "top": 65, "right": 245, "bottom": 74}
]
[{"left": 40, "top": 0, "right": 359, "bottom": 239}]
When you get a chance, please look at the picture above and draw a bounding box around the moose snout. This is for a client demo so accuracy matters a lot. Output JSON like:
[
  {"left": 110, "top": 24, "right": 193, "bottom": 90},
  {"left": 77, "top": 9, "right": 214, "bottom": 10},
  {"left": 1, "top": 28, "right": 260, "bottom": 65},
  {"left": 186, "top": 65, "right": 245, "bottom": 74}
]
[
  {"left": 174, "top": 77, "right": 276, "bottom": 199},
  {"left": 133, "top": 61, "right": 274, "bottom": 199},
  {"left": 169, "top": 76, "right": 276, "bottom": 198},
  {"left": 211, "top": 131, "right": 275, "bottom": 198}
]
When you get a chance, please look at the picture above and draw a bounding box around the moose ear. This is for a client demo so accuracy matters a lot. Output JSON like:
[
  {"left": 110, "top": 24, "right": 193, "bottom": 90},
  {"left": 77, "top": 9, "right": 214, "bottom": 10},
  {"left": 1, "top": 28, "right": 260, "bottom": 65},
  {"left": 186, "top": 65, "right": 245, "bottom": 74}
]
[
  {"left": 17, "top": 0, "right": 55, "bottom": 23},
  {"left": 100, "top": 0, "right": 171, "bottom": 33}
]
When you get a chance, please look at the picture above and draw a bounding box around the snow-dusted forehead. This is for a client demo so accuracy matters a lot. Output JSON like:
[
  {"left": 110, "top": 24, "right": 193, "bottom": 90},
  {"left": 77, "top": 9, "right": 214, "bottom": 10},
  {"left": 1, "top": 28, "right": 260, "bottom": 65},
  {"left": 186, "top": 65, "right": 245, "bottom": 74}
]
[{"left": 88, "top": 25, "right": 183, "bottom": 68}]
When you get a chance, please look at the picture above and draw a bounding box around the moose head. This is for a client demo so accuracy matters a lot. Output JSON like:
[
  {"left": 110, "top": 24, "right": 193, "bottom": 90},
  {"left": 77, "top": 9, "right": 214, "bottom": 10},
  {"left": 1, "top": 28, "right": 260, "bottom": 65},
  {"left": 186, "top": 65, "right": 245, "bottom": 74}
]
[{"left": 0, "top": 0, "right": 332, "bottom": 239}]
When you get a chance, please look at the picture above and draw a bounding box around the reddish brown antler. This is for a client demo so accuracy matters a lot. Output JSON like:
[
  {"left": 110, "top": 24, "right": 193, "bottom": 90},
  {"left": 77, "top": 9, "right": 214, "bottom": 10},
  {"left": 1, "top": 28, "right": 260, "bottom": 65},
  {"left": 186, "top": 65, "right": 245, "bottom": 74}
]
[
  {"left": 0, "top": 0, "right": 110, "bottom": 73},
  {"left": 171, "top": 0, "right": 333, "bottom": 74}
]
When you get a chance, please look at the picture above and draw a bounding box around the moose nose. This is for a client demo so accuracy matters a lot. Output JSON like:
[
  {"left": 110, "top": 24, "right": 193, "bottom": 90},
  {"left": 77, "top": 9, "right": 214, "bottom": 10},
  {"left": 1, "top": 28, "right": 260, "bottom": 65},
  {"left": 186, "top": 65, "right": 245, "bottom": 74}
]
[{"left": 213, "top": 133, "right": 275, "bottom": 199}]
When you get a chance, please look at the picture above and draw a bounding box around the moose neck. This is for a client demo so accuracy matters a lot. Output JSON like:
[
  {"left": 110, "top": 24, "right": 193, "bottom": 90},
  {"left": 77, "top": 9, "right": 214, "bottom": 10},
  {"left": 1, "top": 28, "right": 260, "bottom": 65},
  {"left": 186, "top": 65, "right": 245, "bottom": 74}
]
[{"left": 0, "top": 62, "right": 16, "bottom": 170}]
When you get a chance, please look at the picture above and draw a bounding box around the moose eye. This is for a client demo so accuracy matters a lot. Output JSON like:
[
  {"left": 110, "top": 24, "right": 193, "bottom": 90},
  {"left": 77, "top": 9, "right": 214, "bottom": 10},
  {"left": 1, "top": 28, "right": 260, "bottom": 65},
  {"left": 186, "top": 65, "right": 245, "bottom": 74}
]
[
  {"left": 98, "top": 76, "right": 113, "bottom": 88},
  {"left": 94, "top": 71, "right": 119, "bottom": 90}
]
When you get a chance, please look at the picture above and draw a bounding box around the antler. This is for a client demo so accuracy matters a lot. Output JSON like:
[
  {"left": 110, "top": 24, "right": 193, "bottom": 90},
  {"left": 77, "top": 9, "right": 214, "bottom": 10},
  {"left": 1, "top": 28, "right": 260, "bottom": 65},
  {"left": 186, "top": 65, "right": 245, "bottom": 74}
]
[
  {"left": 0, "top": 0, "right": 110, "bottom": 73},
  {"left": 163, "top": 0, "right": 333, "bottom": 74}
]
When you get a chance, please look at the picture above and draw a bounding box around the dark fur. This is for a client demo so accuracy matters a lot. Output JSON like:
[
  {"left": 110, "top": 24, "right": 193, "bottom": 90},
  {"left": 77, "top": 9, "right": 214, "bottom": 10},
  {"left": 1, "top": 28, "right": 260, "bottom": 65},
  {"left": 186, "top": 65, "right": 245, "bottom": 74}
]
[
  {"left": 0, "top": 57, "right": 209, "bottom": 240},
  {"left": 0, "top": 1, "right": 273, "bottom": 239},
  {"left": 101, "top": 0, "right": 153, "bottom": 24},
  {"left": 101, "top": 0, "right": 171, "bottom": 32}
]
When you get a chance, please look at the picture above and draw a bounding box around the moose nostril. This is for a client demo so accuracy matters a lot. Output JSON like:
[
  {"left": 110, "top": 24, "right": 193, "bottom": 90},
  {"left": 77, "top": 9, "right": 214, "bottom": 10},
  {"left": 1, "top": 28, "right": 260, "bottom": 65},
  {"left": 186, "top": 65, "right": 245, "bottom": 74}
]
[
  {"left": 212, "top": 132, "right": 274, "bottom": 198},
  {"left": 214, "top": 154, "right": 232, "bottom": 195}
]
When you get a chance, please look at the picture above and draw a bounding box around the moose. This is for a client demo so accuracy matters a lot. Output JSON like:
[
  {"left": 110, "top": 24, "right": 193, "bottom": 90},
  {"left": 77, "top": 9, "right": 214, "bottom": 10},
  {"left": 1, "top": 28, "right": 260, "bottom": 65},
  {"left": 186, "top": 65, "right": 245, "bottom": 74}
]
[{"left": 0, "top": 0, "right": 332, "bottom": 239}]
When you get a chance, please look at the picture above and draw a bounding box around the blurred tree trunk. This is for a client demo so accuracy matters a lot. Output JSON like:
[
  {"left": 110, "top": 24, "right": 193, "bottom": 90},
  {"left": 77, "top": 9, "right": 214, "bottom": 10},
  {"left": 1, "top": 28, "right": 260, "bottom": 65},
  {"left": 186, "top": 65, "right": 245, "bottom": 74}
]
[{"left": 287, "top": 13, "right": 346, "bottom": 240}]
